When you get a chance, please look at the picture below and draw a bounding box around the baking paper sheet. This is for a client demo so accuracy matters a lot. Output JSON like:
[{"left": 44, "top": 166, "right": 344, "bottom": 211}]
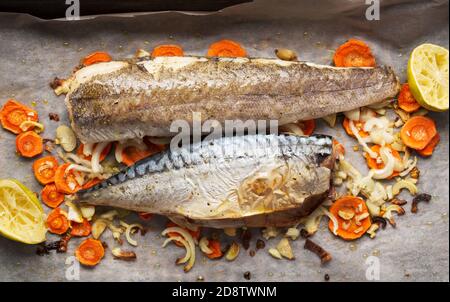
[{"left": 0, "top": 0, "right": 448, "bottom": 282}]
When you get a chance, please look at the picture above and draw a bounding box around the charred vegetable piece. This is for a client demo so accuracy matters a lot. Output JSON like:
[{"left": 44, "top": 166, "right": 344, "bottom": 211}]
[
  {"left": 411, "top": 193, "right": 432, "bottom": 213},
  {"left": 304, "top": 239, "right": 332, "bottom": 264}
]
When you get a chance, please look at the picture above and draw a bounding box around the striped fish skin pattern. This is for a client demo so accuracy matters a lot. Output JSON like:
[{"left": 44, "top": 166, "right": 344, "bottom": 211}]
[
  {"left": 65, "top": 56, "right": 400, "bottom": 143},
  {"left": 75, "top": 134, "right": 335, "bottom": 228}
]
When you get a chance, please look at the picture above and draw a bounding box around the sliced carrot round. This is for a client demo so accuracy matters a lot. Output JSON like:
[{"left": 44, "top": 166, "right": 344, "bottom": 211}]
[
  {"left": 365, "top": 145, "right": 401, "bottom": 179},
  {"left": 121, "top": 143, "right": 162, "bottom": 166},
  {"left": 41, "top": 183, "right": 65, "bottom": 208},
  {"left": 167, "top": 221, "right": 201, "bottom": 247},
  {"left": 16, "top": 131, "right": 43, "bottom": 158},
  {"left": 77, "top": 143, "right": 112, "bottom": 162},
  {"left": 82, "top": 51, "right": 112, "bottom": 66},
  {"left": 0, "top": 99, "right": 38, "bottom": 134},
  {"left": 207, "top": 40, "right": 247, "bottom": 57},
  {"left": 333, "top": 39, "right": 376, "bottom": 67},
  {"left": 151, "top": 44, "right": 184, "bottom": 57},
  {"left": 400, "top": 116, "right": 437, "bottom": 150},
  {"left": 398, "top": 84, "right": 421, "bottom": 113},
  {"left": 75, "top": 238, "right": 105, "bottom": 266},
  {"left": 329, "top": 196, "right": 372, "bottom": 240},
  {"left": 417, "top": 133, "right": 440, "bottom": 157},
  {"left": 298, "top": 119, "right": 316, "bottom": 136},
  {"left": 33, "top": 156, "right": 59, "bottom": 185},
  {"left": 46, "top": 208, "right": 70, "bottom": 235},
  {"left": 71, "top": 219, "right": 92, "bottom": 237},
  {"left": 342, "top": 118, "right": 369, "bottom": 138},
  {"left": 205, "top": 240, "right": 223, "bottom": 259},
  {"left": 55, "top": 163, "right": 82, "bottom": 194}
]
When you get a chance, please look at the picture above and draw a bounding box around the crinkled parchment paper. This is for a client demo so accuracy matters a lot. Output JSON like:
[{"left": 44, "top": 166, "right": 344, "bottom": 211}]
[{"left": 0, "top": 0, "right": 448, "bottom": 282}]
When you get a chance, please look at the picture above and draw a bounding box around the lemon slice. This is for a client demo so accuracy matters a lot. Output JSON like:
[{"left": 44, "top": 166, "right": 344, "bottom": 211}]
[
  {"left": 407, "top": 43, "right": 449, "bottom": 112},
  {"left": 0, "top": 179, "right": 47, "bottom": 244}
]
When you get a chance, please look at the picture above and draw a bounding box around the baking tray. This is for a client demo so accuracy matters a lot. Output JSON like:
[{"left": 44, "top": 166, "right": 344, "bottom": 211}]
[{"left": 0, "top": 0, "right": 448, "bottom": 282}]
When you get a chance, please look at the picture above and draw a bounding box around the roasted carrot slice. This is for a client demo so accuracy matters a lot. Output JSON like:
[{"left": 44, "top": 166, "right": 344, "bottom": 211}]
[
  {"left": 167, "top": 221, "right": 201, "bottom": 247},
  {"left": 400, "top": 116, "right": 437, "bottom": 150},
  {"left": 151, "top": 44, "right": 184, "bottom": 57},
  {"left": 207, "top": 40, "right": 247, "bottom": 57},
  {"left": 71, "top": 219, "right": 92, "bottom": 237},
  {"left": 297, "top": 119, "right": 316, "bottom": 136},
  {"left": 16, "top": 131, "right": 43, "bottom": 158},
  {"left": 82, "top": 51, "right": 112, "bottom": 66},
  {"left": 75, "top": 238, "right": 105, "bottom": 266},
  {"left": 82, "top": 177, "right": 102, "bottom": 190},
  {"left": 41, "top": 183, "right": 65, "bottom": 208},
  {"left": 328, "top": 196, "right": 372, "bottom": 240},
  {"left": 55, "top": 163, "right": 82, "bottom": 194},
  {"left": 398, "top": 84, "right": 421, "bottom": 113},
  {"left": 342, "top": 118, "right": 369, "bottom": 138},
  {"left": 333, "top": 39, "right": 376, "bottom": 67},
  {"left": 205, "top": 240, "right": 223, "bottom": 259},
  {"left": 77, "top": 143, "right": 112, "bottom": 162},
  {"left": 121, "top": 143, "right": 162, "bottom": 166},
  {"left": 46, "top": 208, "right": 70, "bottom": 235},
  {"left": 138, "top": 212, "right": 153, "bottom": 220},
  {"left": 417, "top": 133, "right": 440, "bottom": 157},
  {"left": 365, "top": 145, "right": 401, "bottom": 179},
  {"left": 0, "top": 99, "right": 38, "bottom": 134},
  {"left": 333, "top": 139, "right": 345, "bottom": 157},
  {"left": 33, "top": 156, "right": 59, "bottom": 185}
]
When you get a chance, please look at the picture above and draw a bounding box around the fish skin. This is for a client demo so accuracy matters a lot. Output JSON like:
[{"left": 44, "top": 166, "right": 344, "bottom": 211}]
[
  {"left": 65, "top": 56, "right": 400, "bottom": 143},
  {"left": 74, "top": 134, "right": 335, "bottom": 228}
]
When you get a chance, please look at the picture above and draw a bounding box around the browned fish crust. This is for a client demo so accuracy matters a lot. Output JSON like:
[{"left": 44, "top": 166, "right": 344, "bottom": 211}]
[{"left": 66, "top": 57, "right": 400, "bottom": 143}]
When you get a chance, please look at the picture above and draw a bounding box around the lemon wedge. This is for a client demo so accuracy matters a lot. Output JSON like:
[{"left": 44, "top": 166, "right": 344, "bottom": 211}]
[
  {"left": 407, "top": 43, "right": 449, "bottom": 112},
  {"left": 0, "top": 179, "right": 47, "bottom": 244}
]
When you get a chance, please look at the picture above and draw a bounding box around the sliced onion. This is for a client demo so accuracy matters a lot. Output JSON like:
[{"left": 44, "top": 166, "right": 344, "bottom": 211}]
[
  {"left": 399, "top": 156, "right": 417, "bottom": 177},
  {"left": 349, "top": 120, "right": 377, "bottom": 158},
  {"left": 19, "top": 121, "right": 45, "bottom": 133},
  {"left": 360, "top": 107, "right": 377, "bottom": 122},
  {"left": 371, "top": 147, "right": 395, "bottom": 179},
  {"left": 115, "top": 139, "right": 148, "bottom": 163},
  {"left": 65, "top": 163, "right": 93, "bottom": 174},
  {"left": 91, "top": 142, "right": 109, "bottom": 173},
  {"left": 199, "top": 237, "right": 213, "bottom": 254},
  {"left": 82, "top": 143, "right": 95, "bottom": 156},
  {"left": 344, "top": 108, "right": 360, "bottom": 121},
  {"left": 363, "top": 117, "right": 388, "bottom": 132},
  {"left": 125, "top": 223, "right": 144, "bottom": 246},
  {"left": 162, "top": 227, "right": 196, "bottom": 272},
  {"left": 162, "top": 236, "right": 191, "bottom": 264},
  {"left": 65, "top": 153, "right": 92, "bottom": 167},
  {"left": 279, "top": 123, "right": 304, "bottom": 136},
  {"left": 73, "top": 171, "right": 85, "bottom": 186},
  {"left": 321, "top": 207, "right": 339, "bottom": 235},
  {"left": 37, "top": 161, "right": 54, "bottom": 174}
]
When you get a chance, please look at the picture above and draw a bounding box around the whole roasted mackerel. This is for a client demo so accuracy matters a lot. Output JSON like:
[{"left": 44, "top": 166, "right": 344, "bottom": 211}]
[
  {"left": 63, "top": 56, "right": 400, "bottom": 143},
  {"left": 75, "top": 134, "right": 335, "bottom": 228}
]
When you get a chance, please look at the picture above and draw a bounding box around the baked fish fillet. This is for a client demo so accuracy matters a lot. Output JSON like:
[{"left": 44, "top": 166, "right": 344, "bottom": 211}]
[
  {"left": 74, "top": 134, "right": 335, "bottom": 228},
  {"left": 64, "top": 56, "right": 400, "bottom": 143}
]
